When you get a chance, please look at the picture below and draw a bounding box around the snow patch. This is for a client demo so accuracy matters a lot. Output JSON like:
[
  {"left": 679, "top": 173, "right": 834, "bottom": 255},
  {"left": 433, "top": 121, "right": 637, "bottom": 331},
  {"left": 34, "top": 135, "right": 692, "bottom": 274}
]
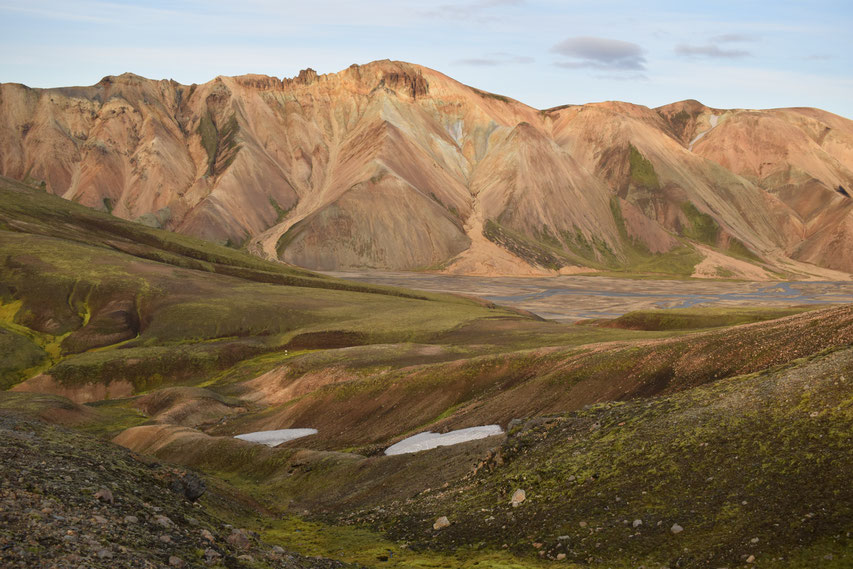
[
  {"left": 385, "top": 425, "right": 503, "bottom": 455},
  {"left": 689, "top": 114, "right": 719, "bottom": 151},
  {"left": 234, "top": 428, "right": 318, "bottom": 447}
]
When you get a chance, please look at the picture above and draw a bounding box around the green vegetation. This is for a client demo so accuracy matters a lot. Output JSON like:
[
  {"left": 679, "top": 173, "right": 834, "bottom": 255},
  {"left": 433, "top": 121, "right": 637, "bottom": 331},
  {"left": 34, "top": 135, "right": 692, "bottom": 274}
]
[
  {"left": 374, "top": 346, "right": 853, "bottom": 568},
  {"left": 268, "top": 196, "right": 294, "bottom": 222},
  {"left": 600, "top": 305, "right": 816, "bottom": 331},
  {"left": 484, "top": 220, "right": 566, "bottom": 270},
  {"left": 0, "top": 175, "right": 556, "bottom": 398},
  {"left": 197, "top": 113, "right": 219, "bottom": 175},
  {"left": 606, "top": 198, "right": 702, "bottom": 277},
  {"left": 265, "top": 517, "right": 560, "bottom": 569},
  {"left": 681, "top": 201, "right": 720, "bottom": 245},
  {"left": 472, "top": 88, "right": 511, "bottom": 103},
  {"left": 197, "top": 112, "right": 241, "bottom": 177},
  {"left": 1, "top": 171, "right": 850, "bottom": 569},
  {"left": 0, "top": 324, "right": 48, "bottom": 389},
  {"left": 627, "top": 145, "right": 659, "bottom": 190},
  {"left": 727, "top": 236, "right": 762, "bottom": 262}
]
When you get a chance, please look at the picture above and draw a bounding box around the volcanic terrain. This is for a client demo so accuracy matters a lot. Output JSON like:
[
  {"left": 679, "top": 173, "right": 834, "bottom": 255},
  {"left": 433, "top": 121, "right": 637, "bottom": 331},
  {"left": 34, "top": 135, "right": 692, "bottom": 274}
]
[{"left": 2, "top": 61, "right": 853, "bottom": 278}]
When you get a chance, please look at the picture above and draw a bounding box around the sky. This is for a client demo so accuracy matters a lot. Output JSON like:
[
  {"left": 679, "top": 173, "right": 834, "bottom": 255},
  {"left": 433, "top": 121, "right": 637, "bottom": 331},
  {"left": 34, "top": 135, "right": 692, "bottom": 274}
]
[{"left": 1, "top": 0, "right": 852, "bottom": 117}]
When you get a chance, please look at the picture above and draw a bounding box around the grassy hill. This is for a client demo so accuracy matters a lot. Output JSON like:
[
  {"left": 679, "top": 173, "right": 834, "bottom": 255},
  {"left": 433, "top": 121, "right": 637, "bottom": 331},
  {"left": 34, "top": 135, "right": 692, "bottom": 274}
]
[{"left": 1, "top": 174, "right": 851, "bottom": 568}]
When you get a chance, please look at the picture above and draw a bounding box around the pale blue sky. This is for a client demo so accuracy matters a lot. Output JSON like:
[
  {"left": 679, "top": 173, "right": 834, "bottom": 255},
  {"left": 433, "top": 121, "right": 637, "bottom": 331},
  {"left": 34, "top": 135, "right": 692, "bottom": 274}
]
[{"left": 1, "top": 0, "right": 851, "bottom": 117}]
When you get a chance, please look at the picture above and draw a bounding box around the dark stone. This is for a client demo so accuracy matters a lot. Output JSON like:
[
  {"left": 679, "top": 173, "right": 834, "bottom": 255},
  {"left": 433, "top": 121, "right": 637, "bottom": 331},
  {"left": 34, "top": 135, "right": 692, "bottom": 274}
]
[{"left": 169, "top": 472, "right": 206, "bottom": 502}]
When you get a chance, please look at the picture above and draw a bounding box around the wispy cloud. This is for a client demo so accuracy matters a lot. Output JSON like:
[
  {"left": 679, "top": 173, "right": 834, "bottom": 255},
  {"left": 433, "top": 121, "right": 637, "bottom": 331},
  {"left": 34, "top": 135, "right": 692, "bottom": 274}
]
[
  {"left": 455, "top": 52, "right": 533, "bottom": 66},
  {"left": 676, "top": 33, "right": 755, "bottom": 59},
  {"left": 709, "top": 33, "right": 757, "bottom": 43},
  {"left": 425, "top": 0, "right": 524, "bottom": 22},
  {"left": 551, "top": 36, "right": 646, "bottom": 71},
  {"left": 675, "top": 44, "right": 750, "bottom": 58}
]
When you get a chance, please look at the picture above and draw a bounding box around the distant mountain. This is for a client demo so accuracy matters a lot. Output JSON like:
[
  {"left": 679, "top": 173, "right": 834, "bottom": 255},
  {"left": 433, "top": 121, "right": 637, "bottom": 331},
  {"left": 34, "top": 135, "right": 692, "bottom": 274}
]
[{"left": 2, "top": 60, "right": 852, "bottom": 277}]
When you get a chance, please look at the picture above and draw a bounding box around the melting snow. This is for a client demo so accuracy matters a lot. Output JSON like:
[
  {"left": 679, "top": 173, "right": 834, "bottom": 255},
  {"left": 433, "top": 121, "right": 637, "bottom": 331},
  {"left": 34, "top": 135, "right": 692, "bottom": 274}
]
[
  {"left": 384, "top": 425, "right": 504, "bottom": 455},
  {"left": 234, "top": 428, "right": 318, "bottom": 447}
]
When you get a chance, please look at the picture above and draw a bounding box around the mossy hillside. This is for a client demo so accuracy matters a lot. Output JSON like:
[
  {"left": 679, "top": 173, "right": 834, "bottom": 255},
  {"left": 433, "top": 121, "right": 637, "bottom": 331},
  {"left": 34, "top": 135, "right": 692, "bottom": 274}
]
[
  {"left": 198, "top": 112, "right": 241, "bottom": 177},
  {"left": 627, "top": 145, "right": 659, "bottom": 190},
  {"left": 265, "top": 516, "right": 569, "bottom": 569},
  {"left": 430, "top": 317, "right": 681, "bottom": 353},
  {"left": 607, "top": 198, "right": 703, "bottom": 277},
  {"left": 483, "top": 220, "right": 570, "bottom": 271},
  {"left": 0, "top": 299, "right": 69, "bottom": 385},
  {"left": 0, "top": 323, "right": 48, "bottom": 389},
  {"left": 726, "top": 236, "right": 763, "bottom": 262},
  {"left": 46, "top": 340, "right": 269, "bottom": 392},
  {"left": 0, "top": 174, "right": 444, "bottom": 300},
  {"left": 680, "top": 201, "right": 721, "bottom": 245},
  {"left": 374, "top": 346, "right": 853, "bottom": 569},
  {"left": 599, "top": 305, "right": 817, "bottom": 331},
  {"left": 0, "top": 392, "right": 147, "bottom": 437},
  {"left": 218, "top": 304, "right": 853, "bottom": 451},
  {"left": 483, "top": 219, "right": 619, "bottom": 271},
  {"left": 123, "top": 335, "right": 853, "bottom": 568},
  {"left": 1, "top": 179, "right": 556, "bottom": 393}
]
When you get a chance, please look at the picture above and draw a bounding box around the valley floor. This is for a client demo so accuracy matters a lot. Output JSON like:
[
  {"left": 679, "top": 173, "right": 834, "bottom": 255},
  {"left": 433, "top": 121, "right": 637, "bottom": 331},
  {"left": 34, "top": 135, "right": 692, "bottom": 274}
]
[{"left": 323, "top": 271, "right": 853, "bottom": 321}]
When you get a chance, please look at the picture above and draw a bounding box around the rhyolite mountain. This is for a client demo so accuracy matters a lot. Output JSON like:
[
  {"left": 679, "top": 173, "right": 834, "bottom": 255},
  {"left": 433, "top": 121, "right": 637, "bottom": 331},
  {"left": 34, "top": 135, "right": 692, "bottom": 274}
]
[{"left": 2, "top": 60, "right": 852, "bottom": 278}]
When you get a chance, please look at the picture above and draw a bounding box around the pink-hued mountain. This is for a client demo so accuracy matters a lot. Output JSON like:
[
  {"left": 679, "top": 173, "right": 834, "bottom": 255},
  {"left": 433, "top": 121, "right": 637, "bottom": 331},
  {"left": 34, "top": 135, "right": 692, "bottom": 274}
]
[{"left": 2, "top": 60, "right": 852, "bottom": 278}]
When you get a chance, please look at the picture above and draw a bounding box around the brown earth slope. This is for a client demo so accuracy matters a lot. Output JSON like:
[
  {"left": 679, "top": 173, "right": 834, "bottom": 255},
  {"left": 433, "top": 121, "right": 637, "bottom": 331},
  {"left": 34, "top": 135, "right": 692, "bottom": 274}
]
[{"left": 2, "top": 62, "right": 852, "bottom": 276}]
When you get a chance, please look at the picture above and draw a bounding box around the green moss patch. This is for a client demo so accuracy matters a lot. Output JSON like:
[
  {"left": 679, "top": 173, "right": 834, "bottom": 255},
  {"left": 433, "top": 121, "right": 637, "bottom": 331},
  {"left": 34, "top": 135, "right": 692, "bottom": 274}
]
[
  {"left": 600, "top": 306, "right": 816, "bottom": 331},
  {"left": 628, "top": 145, "right": 660, "bottom": 190}
]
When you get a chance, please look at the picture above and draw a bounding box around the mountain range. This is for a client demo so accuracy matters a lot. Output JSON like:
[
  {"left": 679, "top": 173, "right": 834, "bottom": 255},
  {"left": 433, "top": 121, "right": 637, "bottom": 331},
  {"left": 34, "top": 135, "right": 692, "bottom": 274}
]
[{"left": 2, "top": 60, "right": 852, "bottom": 278}]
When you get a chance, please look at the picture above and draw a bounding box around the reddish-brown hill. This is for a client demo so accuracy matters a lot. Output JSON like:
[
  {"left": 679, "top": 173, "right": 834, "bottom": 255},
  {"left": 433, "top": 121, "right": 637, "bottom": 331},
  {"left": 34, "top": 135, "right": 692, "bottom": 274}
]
[{"left": 2, "top": 61, "right": 851, "bottom": 277}]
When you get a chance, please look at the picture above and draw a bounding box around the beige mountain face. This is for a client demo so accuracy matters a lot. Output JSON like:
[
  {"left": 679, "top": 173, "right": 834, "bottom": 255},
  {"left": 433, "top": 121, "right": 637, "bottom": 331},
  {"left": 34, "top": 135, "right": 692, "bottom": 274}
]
[{"left": 1, "top": 61, "right": 851, "bottom": 277}]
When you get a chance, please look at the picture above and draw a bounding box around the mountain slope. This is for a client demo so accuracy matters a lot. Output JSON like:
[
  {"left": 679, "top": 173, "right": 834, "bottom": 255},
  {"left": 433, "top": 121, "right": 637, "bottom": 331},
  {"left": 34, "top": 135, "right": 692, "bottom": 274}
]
[{"left": 2, "top": 61, "right": 852, "bottom": 276}]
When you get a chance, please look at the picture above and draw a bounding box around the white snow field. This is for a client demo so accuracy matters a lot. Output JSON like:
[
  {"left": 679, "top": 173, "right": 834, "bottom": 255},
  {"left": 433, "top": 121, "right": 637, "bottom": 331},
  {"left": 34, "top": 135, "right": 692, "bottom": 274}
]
[
  {"left": 234, "top": 428, "right": 318, "bottom": 447},
  {"left": 384, "top": 425, "right": 504, "bottom": 455}
]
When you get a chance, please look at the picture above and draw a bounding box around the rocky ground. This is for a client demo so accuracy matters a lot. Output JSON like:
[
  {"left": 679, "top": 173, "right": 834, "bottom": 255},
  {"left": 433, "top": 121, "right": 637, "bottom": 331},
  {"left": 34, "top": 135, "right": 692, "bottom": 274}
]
[{"left": 0, "top": 412, "right": 354, "bottom": 569}]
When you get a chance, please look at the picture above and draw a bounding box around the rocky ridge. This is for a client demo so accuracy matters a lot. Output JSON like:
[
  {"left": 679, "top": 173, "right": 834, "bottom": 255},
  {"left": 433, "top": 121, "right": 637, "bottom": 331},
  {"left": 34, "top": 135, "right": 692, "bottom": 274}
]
[
  {"left": 0, "top": 412, "right": 355, "bottom": 569},
  {"left": 1, "top": 61, "right": 852, "bottom": 277}
]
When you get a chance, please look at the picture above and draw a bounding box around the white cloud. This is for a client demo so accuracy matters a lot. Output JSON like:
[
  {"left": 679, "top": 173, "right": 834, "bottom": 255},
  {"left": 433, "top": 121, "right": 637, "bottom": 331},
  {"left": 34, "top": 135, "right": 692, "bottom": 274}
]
[{"left": 552, "top": 36, "right": 646, "bottom": 71}]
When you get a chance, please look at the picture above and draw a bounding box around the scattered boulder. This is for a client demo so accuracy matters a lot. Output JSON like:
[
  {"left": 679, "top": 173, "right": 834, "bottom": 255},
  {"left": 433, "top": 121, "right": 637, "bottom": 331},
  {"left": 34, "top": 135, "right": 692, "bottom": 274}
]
[
  {"left": 96, "top": 548, "right": 113, "bottom": 559},
  {"left": 94, "top": 487, "right": 114, "bottom": 504},
  {"left": 671, "top": 523, "right": 684, "bottom": 534},
  {"left": 200, "top": 528, "right": 215, "bottom": 542},
  {"left": 169, "top": 556, "right": 185, "bottom": 568},
  {"left": 511, "top": 489, "right": 526, "bottom": 507},
  {"left": 169, "top": 471, "right": 206, "bottom": 502},
  {"left": 433, "top": 516, "right": 451, "bottom": 530},
  {"left": 632, "top": 519, "right": 643, "bottom": 528},
  {"left": 227, "top": 528, "right": 251, "bottom": 549}
]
